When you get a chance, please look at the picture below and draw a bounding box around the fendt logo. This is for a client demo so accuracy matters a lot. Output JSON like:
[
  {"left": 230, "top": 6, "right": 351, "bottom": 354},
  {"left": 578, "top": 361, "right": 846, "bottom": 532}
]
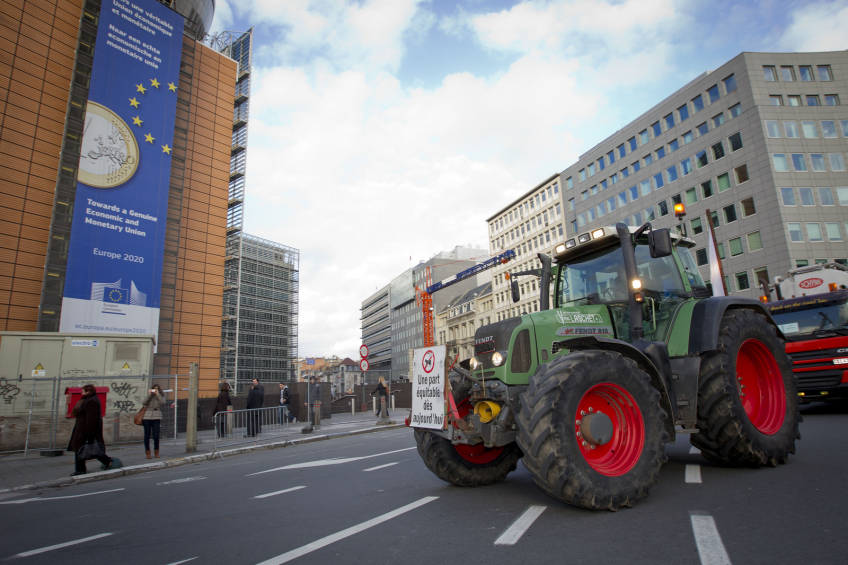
[{"left": 799, "top": 278, "right": 823, "bottom": 289}]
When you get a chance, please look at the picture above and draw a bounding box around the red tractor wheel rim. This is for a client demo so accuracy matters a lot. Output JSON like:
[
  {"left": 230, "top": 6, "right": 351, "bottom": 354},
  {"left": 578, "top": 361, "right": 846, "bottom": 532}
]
[
  {"left": 575, "top": 383, "right": 644, "bottom": 477},
  {"left": 453, "top": 398, "right": 504, "bottom": 464},
  {"left": 736, "top": 339, "right": 786, "bottom": 435}
]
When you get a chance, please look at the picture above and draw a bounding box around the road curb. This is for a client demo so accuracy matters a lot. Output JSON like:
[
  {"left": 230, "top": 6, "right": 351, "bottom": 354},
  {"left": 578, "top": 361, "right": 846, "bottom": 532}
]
[{"left": 3, "top": 423, "right": 408, "bottom": 490}]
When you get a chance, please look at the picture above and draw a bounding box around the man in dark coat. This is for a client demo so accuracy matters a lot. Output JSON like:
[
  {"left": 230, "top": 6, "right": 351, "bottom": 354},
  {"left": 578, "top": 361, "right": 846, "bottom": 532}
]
[
  {"left": 67, "top": 384, "right": 112, "bottom": 475},
  {"left": 251, "top": 378, "right": 265, "bottom": 432},
  {"left": 244, "top": 384, "right": 263, "bottom": 437},
  {"left": 307, "top": 376, "right": 322, "bottom": 426}
]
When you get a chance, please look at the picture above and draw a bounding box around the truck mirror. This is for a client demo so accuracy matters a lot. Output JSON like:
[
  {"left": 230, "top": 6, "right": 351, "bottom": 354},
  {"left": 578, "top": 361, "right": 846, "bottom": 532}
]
[
  {"left": 648, "top": 228, "right": 672, "bottom": 258},
  {"left": 511, "top": 278, "right": 520, "bottom": 303}
]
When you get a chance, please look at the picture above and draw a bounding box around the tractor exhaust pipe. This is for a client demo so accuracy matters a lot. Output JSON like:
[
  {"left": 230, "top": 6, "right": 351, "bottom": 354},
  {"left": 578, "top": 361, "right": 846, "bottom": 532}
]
[
  {"left": 538, "top": 253, "right": 552, "bottom": 311},
  {"left": 616, "top": 223, "right": 644, "bottom": 341}
]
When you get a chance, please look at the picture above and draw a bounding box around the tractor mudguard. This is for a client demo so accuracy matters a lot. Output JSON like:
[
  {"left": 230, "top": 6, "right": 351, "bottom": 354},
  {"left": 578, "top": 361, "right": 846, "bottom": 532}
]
[
  {"left": 688, "top": 297, "right": 785, "bottom": 354},
  {"left": 560, "top": 335, "right": 677, "bottom": 442}
]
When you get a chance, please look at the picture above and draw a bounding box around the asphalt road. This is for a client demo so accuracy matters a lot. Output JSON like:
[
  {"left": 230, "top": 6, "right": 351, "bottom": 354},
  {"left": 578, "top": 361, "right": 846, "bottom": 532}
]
[{"left": 1, "top": 402, "right": 846, "bottom": 565}]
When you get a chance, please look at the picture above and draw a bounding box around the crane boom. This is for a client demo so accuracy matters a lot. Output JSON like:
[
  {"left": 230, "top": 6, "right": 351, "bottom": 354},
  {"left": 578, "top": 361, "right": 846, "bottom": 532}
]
[{"left": 416, "top": 249, "right": 516, "bottom": 347}]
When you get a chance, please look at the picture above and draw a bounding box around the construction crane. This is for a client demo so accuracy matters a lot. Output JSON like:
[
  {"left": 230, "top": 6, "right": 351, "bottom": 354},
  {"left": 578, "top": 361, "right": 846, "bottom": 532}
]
[{"left": 415, "top": 249, "right": 517, "bottom": 347}]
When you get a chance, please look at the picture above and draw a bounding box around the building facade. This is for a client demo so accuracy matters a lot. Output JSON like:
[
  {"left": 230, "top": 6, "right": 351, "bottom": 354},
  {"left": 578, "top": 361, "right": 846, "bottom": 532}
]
[
  {"left": 360, "top": 283, "right": 391, "bottom": 373},
  {"left": 0, "top": 0, "right": 253, "bottom": 393},
  {"left": 435, "top": 281, "right": 494, "bottom": 361}
]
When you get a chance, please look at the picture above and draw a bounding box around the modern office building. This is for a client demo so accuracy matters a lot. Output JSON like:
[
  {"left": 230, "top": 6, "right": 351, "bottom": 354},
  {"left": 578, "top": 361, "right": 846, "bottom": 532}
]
[
  {"left": 360, "top": 283, "right": 391, "bottom": 373},
  {"left": 0, "top": 0, "right": 239, "bottom": 392},
  {"left": 435, "top": 281, "right": 494, "bottom": 360},
  {"left": 220, "top": 233, "right": 299, "bottom": 388},
  {"left": 487, "top": 51, "right": 848, "bottom": 310}
]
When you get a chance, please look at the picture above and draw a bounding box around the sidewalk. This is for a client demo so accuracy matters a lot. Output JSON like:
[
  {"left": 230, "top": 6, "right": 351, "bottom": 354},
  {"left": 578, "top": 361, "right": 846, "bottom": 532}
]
[{"left": 0, "top": 409, "right": 406, "bottom": 491}]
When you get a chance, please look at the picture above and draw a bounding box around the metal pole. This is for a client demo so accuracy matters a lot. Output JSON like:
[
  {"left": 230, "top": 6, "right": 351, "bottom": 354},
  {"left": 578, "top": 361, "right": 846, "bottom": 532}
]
[
  {"left": 186, "top": 363, "right": 199, "bottom": 452},
  {"left": 233, "top": 233, "right": 244, "bottom": 393},
  {"left": 173, "top": 374, "right": 178, "bottom": 446},
  {"left": 23, "top": 378, "right": 36, "bottom": 459}
]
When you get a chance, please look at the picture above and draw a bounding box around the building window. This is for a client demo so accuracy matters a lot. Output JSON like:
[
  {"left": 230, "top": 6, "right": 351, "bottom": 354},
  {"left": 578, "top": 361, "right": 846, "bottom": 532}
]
[
  {"left": 653, "top": 173, "right": 664, "bottom": 190},
  {"left": 807, "top": 223, "right": 824, "bottom": 242},
  {"left": 729, "top": 237, "right": 743, "bottom": 256},
  {"left": 667, "top": 165, "right": 678, "bottom": 183},
  {"left": 728, "top": 132, "right": 743, "bottom": 152},
  {"left": 669, "top": 138, "right": 679, "bottom": 152},
  {"left": 628, "top": 137, "right": 637, "bottom": 152},
  {"left": 681, "top": 157, "right": 692, "bottom": 176},
  {"left": 568, "top": 198, "right": 575, "bottom": 211},
  {"left": 683, "top": 131, "right": 693, "bottom": 144},
  {"left": 685, "top": 187, "right": 698, "bottom": 205},
  {"left": 713, "top": 141, "right": 726, "bottom": 161},
  {"left": 665, "top": 113, "right": 675, "bottom": 130},
  {"left": 811, "top": 153, "right": 827, "bottom": 172},
  {"left": 735, "top": 271, "right": 750, "bottom": 291},
  {"left": 652, "top": 122, "right": 661, "bottom": 137},
  {"left": 691, "top": 217, "right": 703, "bottom": 235},
  {"left": 734, "top": 164, "right": 749, "bottom": 184},
  {"left": 803, "top": 120, "right": 818, "bottom": 137},
  {"left": 607, "top": 196, "right": 616, "bottom": 213},
  {"left": 769, "top": 95, "right": 783, "bottom": 106},
  {"left": 799, "top": 66, "right": 813, "bottom": 81},
  {"left": 617, "top": 144, "right": 626, "bottom": 159},
  {"left": 671, "top": 193, "right": 683, "bottom": 206},
  {"left": 713, "top": 113, "right": 725, "bottom": 128},
  {"left": 818, "top": 65, "right": 833, "bottom": 81},
  {"left": 695, "top": 150, "right": 708, "bottom": 169},
  {"left": 566, "top": 177, "right": 573, "bottom": 190},
  {"left": 588, "top": 163, "right": 596, "bottom": 177},
  {"left": 773, "top": 153, "right": 789, "bottom": 172},
  {"left": 799, "top": 187, "right": 815, "bottom": 206},
  {"left": 788, "top": 95, "right": 802, "bottom": 106},
  {"left": 765, "top": 120, "right": 780, "bottom": 138},
  {"left": 656, "top": 146, "right": 665, "bottom": 160},
  {"left": 607, "top": 150, "right": 615, "bottom": 165},
  {"left": 724, "top": 204, "right": 737, "bottom": 223},
  {"left": 632, "top": 161, "right": 640, "bottom": 173},
  {"left": 747, "top": 231, "right": 763, "bottom": 252},
  {"left": 821, "top": 120, "right": 837, "bottom": 138},
  {"left": 579, "top": 169, "right": 586, "bottom": 182},
  {"left": 753, "top": 266, "right": 770, "bottom": 288},
  {"left": 819, "top": 187, "right": 834, "bottom": 206},
  {"left": 717, "top": 172, "right": 731, "bottom": 192},
  {"left": 826, "top": 222, "right": 843, "bottom": 241},
  {"left": 697, "top": 122, "right": 709, "bottom": 136},
  {"left": 656, "top": 200, "right": 667, "bottom": 217},
  {"left": 839, "top": 187, "right": 848, "bottom": 205},
  {"left": 629, "top": 185, "right": 639, "bottom": 201},
  {"left": 644, "top": 154, "right": 653, "bottom": 166},
  {"left": 618, "top": 191, "right": 627, "bottom": 207},
  {"left": 784, "top": 120, "right": 799, "bottom": 138},
  {"left": 640, "top": 129, "right": 649, "bottom": 145},
  {"left": 644, "top": 205, "right": 655, "bottom": 222},
  {"left": 696, "top": 248, "right": 708, "bottom": 266},
  {"left": 763, "top": 66, "right": 777, "bottom": 81},
  {"left": 741, "top": 197, "right": 756, "bottom": 217},
  {"left": 780, "top": 66, "right": 795, "bottom": 81},
  {"left": 825, "top": 94, "right": 839, "bottom": 106},
  {"left": 702, "top": 180, "right": 714, "bottom": 199},
  {"left": 792, "top": 154, "right": 808, "bottom": 172},
  {"left": 678, "top": 104, "right": 690, "bottom": 123},
  {"left": 590, "top": 185, "right": 598, "bottom": 196},
  {"left": 729, "top": 103, "right": 742, "bottom": 118},
  {"left": 597, "top": 201, "right": 606, "bottom": 217},
  {"left": 598, "top": 158, "right": 605, "bottom": 171},
  {"left": 842, "top": 120, "right": 848, "bottom": 136},
  {"left": 717, "top": 241, "right": 725, "bottom": 259},
  {"left": 571, "top": 220, "right": 577, "bottom": 234},
  {"left": 611, "top": 173, "right": 618, "bottom": 184},
  {"left": 807, "top": 95, "right": 820, "bottom": 106},
  {"left": 724, "top": 74, "right": 737, "bottom": 93},
  {"left": 796, "top": 260, "right": 809, "bottom": 268},
  {"left": 621, "top": 167, "right": 629, "bottom": 178},
  {"left": 829, "top": 153, "right": 846, "bottom": 171},
  {"left": 707, "top": 84, "right": 720, "bottom": 104}
]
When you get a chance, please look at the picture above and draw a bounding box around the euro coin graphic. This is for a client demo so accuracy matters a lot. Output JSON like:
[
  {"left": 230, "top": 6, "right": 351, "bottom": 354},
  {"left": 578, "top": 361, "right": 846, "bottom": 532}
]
[{"left": 78, "top": 101, "right": 139, "bottom": 188}]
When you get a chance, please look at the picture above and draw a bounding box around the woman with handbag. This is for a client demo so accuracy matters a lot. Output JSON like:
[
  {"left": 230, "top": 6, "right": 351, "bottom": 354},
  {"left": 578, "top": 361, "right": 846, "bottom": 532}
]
[
  {"left": 214, "top": 382, "right": 232, "bottom": 438},
  {"left": 67, "top": 384, "right": 113, "bottom": 476},
  {"left": 141, "top": 384, "right": 164, "bottom": 458}
]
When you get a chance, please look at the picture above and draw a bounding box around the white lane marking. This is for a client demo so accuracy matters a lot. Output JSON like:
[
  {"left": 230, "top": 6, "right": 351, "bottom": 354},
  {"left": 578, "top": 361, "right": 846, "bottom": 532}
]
[
  {"left": 690, "top": 512, "right": 732, "bottom": 565},
  {"left": 255, "top": 486, "right": 307, "bottom": 499},
  {"left": 247, "top": 447, "right": 416, "bottom": 476},
  {"left": 157, "top": 476, "right": 206, "bottom": 485},
  {"left": 363, "top": 462, "right": 400, "bottom": 472},
  {"left": 690, "top": 446, "right": 701, "bottom": 454},
  {"left": 165, "top": 558, "right": 198, "bottom": 565},
  {"left": 15, "top": 533, "right": 113, "bottom": 557},
  {"left": 255, "top": 496, "right": 438, "bottom": 565},
  {"left": 685, "top": 464, "right": 702, "bottom": 484},
  {"left": 494, "top": 506, "right": 547, "bottom": 546},
  {"left": 0, "top": 488, "right": 125, "bottom": 505}
]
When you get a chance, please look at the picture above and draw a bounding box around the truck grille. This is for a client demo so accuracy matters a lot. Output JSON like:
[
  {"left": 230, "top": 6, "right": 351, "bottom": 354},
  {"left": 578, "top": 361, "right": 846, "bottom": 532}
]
[
  {"left": 473, "top": 318, "right": 522, "bottom": 370},
  {"left": 786, "top": 338, "right": 848, "bottom": 392}
]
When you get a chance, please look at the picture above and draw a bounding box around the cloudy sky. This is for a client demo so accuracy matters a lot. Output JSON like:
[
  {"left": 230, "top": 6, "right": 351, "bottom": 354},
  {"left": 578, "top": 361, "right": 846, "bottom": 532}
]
[{"left": 208, "top": 0, "right": 847, "bottom": 360}]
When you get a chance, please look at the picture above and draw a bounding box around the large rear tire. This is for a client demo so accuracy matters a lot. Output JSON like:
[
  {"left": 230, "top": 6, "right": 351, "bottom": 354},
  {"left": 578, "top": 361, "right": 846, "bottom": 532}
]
[
  {"left": 516, "top": 350, "right": 668, "bottom": 511},
  {"left": 414, "top": 374, "right": 522, "bottom": 487},
  {"left": 691, "top": 309, "right": 799, "bottom": 466}
]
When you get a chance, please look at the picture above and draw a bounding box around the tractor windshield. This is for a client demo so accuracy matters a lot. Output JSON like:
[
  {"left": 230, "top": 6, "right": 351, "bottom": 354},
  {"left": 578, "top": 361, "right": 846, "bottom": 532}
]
[{"left": 557, "top": 243, "right": 686, "bottom": 307}]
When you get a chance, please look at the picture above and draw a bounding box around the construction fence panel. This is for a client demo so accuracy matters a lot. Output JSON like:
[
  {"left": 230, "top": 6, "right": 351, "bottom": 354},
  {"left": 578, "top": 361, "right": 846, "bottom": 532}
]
[{"left": 212, "top": 406, "right": 291, "bottom": 455}]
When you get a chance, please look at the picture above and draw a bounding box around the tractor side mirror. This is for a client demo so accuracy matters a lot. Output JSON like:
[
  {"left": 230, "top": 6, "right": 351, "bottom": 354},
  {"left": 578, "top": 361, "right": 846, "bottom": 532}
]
[
  {"left": 648, "top": 228, "right": 672, "bottom": 258},
  {"left": 511, "top": 278, "right": 520, "bottom": 303}
]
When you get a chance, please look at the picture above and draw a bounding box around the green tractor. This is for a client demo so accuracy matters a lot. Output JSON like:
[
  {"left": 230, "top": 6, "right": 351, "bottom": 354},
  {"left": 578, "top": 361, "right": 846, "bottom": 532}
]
[{"left": 413, "top": 223, "right": 799, "bottom": 510}]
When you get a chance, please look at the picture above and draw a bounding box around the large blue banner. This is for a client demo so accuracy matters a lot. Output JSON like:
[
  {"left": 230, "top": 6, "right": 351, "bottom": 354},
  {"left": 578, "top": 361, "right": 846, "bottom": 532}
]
[{"left": 59, "top": 0, "right": 185, "bottom": 344}]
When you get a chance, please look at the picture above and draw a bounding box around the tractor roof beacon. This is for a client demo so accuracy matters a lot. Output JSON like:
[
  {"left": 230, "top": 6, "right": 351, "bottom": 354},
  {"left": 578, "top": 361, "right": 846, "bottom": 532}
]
[{"left": 411, "top": 221, "right": 800, "bottom": 511}]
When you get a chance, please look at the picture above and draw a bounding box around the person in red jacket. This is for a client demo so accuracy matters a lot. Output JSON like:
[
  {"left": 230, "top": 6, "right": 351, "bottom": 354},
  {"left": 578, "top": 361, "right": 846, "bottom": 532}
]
[{"left": 67, "top": 384, "right": 113, "bottom": 476}]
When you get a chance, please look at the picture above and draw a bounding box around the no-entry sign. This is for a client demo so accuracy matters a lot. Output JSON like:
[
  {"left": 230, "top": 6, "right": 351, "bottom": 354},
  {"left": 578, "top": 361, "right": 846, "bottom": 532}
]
[
  {"left": 360, "top": 358, "right": 370, "bottom": 371},
  {"left": 359, "top": 344, "right": 369, "bottom": 358}
]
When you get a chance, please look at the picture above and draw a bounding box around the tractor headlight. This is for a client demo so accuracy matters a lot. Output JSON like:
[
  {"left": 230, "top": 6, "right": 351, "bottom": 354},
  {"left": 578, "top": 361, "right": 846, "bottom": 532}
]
[
  {"left": 469, "top": 357, "right": 479, "bottom": 370},
  {"left": 591, "top": 229, "right": 605, "bottom": 239},
  {"left": 566, "top": 239, "right": 576, "bottom": 248},
  {"left": 578, "top": 233, "right": 591, "bottom": 244},
  {"left": 492, "top": 351, "right": 506, "bottom": 367}
]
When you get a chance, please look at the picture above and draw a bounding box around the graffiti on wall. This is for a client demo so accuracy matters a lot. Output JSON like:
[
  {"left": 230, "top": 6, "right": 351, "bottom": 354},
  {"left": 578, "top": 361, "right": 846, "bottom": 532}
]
[{"left": 0, "top": 378, "right": 21, "bottom": 404}]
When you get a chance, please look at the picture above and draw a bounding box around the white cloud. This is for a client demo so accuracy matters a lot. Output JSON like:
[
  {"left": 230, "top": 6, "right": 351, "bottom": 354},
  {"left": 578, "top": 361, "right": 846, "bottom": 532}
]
[
  {"left": 780, "top": 0, "right": 848, "bottom": 52},
  {"left": 208, "top": 0, "right": 234, "bottom": 32}
]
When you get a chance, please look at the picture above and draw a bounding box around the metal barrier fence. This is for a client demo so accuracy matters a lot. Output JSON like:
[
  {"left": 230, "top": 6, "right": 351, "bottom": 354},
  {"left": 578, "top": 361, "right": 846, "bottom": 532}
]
[
  {"left": 0, "top": 374, "right": 190, "bottom": 457},
  {"left": 212, "top": 405, "right": 291, "bottom": 457}
]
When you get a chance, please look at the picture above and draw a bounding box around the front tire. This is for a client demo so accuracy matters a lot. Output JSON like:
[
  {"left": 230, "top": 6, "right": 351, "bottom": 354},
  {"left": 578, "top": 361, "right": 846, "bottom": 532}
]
[
  {"left": 414, "top": 373, "right": 522, "bottom": 487},
  {"left": 691, "top": 309, "right": 799, "bottom": 466},
  {"left": 516, "top": 350, "right": 668, "bottom": 511}
]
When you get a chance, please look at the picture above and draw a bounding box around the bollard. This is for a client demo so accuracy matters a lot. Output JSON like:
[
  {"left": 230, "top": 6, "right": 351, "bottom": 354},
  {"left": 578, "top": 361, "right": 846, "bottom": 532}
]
[
  {"left": 351, "top": 398, "right": 354, "bottom": 416},
  {"left": 391, "top": 394, "right": 395, "bottom": 411},
  {"left": 186, "top": 362, "right": 199, "bottom": 453}
]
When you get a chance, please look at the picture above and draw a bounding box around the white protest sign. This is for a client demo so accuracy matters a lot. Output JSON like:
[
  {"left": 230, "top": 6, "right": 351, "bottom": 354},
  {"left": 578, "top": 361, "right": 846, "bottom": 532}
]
[{"left": 411, "top": 345, "right": 446, "bottom": 429}]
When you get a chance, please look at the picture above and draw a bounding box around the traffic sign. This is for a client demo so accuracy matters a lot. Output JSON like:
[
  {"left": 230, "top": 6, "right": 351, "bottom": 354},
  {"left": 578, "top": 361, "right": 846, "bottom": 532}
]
[
  {"left": 359, "top": 344, "right": 369, "bottom": 358},
  {"left": 360, "top": 358, "right": 370, "bottom": 371}
]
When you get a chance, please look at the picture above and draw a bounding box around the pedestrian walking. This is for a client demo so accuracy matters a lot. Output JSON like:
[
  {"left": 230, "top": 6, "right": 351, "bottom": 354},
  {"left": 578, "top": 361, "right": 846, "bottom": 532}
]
[
  {"left": 279, "top": 382, "right": 295, "bottom": 423},
  {"left": 142, "top": 384, "right": 164, "bottom": 459},
  {"left": 67, "top": 384, "right": 113, "bottom": 476},
  {"left": 252, "top": 378, "right": 265, "bottom": 432},
  {"left": 307, "top": 376, "right": 322, "bottom": 426},
  {"left": 245, "top": 383, "right": 263, "bottom": 437},
  {"left": 214, "top": 382, "right": 232, "bottom": 438},
  {"left": 373, "top": 376, "right": 391, "bottom": 417}
]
